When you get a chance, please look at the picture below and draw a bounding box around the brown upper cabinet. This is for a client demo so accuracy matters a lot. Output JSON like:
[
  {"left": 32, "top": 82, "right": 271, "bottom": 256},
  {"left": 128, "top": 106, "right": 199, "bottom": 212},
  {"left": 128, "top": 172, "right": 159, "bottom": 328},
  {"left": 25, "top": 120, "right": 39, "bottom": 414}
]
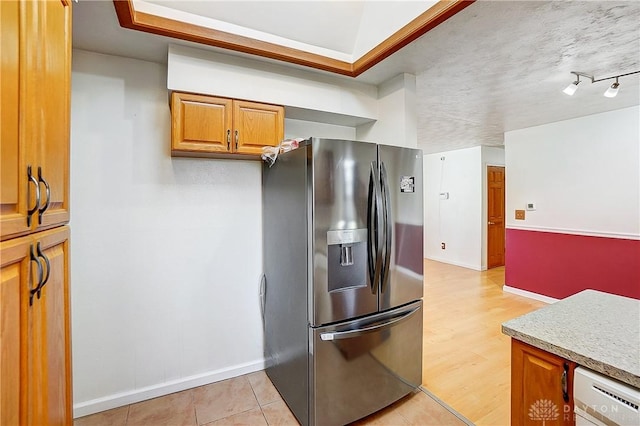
[
  {"left": 1, "top": 0, "right": 71, "bottom": 241},
  {"left": 170, "top": 92, "right": 285, "bottom": 158}
]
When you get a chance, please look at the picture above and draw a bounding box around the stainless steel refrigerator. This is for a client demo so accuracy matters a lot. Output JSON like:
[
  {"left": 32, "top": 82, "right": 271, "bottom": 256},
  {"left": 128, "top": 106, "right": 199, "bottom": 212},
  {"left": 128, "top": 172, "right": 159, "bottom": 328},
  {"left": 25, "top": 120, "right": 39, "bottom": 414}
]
[{"left": 262, "top": 138, "right": 424, "bottom": 426}]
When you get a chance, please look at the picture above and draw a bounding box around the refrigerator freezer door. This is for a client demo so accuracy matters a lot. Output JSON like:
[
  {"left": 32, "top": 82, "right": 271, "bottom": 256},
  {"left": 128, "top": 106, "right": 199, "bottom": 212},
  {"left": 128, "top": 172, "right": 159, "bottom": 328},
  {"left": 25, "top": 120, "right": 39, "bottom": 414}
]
[
  {"left": 310, "top": 300, "right": 423, "bottom": 426},
  {"left": 378, "top": 145, "right": 424, "bottom": 312},
  {"left": 311, "top": 139, "right": 379, "bottom": 326}
]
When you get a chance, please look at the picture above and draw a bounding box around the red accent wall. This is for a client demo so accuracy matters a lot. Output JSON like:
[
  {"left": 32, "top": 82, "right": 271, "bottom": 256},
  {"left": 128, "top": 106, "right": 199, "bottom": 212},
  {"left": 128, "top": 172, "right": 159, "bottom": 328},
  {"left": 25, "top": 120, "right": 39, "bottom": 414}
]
[{"left": 505, "top": 229, "right": 640, "bottom": 300}]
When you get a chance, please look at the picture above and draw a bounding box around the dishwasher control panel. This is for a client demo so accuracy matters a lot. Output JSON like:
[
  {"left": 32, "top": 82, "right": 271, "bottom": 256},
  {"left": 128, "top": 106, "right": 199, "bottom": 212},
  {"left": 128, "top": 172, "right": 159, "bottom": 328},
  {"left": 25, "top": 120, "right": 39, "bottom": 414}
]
[{"left": 573, "top": 367, "right": 640, "bottom": 425}]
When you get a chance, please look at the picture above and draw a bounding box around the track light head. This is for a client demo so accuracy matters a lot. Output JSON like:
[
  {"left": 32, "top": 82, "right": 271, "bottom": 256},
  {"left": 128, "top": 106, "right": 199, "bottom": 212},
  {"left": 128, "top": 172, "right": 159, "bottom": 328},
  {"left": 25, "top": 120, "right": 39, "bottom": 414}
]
[
  {"left": 604, "top": 79, "right": 620, "bottom": 98},
  {"left": 563, "top": 80, "right": 580, "bottom": 96}
]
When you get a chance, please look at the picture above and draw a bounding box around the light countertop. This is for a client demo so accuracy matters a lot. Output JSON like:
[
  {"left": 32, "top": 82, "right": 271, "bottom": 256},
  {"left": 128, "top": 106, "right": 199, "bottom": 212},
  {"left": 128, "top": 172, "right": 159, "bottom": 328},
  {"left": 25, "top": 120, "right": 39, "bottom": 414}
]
[{"left": 502, "top": 289, "right": 640, "bottom": 388}]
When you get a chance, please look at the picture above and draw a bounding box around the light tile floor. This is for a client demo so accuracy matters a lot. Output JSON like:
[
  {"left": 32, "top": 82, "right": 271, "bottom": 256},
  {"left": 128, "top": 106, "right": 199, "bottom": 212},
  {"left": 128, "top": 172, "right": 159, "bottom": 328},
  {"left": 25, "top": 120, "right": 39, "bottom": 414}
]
[{"left": 74, "top": 370, "right": 468, "bottom": 426}]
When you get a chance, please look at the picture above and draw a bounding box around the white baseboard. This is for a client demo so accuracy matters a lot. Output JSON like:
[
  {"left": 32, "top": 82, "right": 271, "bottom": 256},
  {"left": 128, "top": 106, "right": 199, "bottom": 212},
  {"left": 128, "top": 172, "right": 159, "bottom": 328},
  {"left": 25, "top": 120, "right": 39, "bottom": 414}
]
[
  {"left": 425, "top": 256, "right": 482, "bottom": 271},
  {"left": 73, "top": 358, "right": 265, "bottom": 419},
  {"left": 503, "top": 285, "right": 558, "bottom": 304}
]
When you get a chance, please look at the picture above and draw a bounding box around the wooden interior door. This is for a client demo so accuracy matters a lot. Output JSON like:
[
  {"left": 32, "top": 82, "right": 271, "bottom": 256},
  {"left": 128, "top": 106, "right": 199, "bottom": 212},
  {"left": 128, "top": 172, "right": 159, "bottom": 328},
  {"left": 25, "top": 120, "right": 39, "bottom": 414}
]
[
  {"left": 487, "top": 166, "right": 505, "bottom": 268},
  {"left": 233, "top": 100, "right": 284, "bottom": 155}
]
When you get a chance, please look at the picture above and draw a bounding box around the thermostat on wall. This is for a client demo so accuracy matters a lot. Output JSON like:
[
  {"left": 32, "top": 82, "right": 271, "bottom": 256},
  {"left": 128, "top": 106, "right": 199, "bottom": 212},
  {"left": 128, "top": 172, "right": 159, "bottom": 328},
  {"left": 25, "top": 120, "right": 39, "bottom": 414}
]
[{"left": 526, "top": 203, "right": 536, "bottom": 211}]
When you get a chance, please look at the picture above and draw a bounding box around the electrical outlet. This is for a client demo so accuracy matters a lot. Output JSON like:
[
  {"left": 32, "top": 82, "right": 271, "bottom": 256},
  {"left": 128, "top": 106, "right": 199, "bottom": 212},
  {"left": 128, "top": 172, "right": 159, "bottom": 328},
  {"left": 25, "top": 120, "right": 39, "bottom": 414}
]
[
  {"left": 441, "top": 242, "right": 446, "bottom": 249},
  {"left": 515, "top": 210, "right": 525, "bottom": 220}
]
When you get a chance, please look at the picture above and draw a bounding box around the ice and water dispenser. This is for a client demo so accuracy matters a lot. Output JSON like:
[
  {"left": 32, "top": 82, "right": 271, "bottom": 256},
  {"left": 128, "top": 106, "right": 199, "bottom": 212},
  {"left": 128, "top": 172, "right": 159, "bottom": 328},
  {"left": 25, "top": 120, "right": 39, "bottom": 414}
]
[{"left": 327, "top": 229, "right": 368, "bottom": 292}]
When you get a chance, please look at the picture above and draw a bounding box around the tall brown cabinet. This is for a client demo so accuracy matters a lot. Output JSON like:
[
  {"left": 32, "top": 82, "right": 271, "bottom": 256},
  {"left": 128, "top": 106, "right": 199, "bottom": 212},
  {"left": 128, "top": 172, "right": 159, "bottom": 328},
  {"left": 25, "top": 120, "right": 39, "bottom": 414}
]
[{"left": 1, "top": 0, "right": 73, "bottom": 425}]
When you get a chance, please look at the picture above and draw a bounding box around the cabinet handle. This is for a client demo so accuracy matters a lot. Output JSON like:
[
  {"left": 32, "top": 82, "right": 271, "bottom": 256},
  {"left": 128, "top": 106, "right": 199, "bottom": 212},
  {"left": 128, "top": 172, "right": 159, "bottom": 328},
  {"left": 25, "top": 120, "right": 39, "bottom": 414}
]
[
  {"left": 35, "top": 242, "right": 51, "bottom": 299},
  {"left": 27, "top": 166, "right": 41, "bottom": 227},
  {"left": 562, "top": 362, "right": 569, "bottom": 403},
  {"left": 235, "top": 130, "right": 239, "bottom": 150},
  {"left": 37, "top": 167, "right": 51, "bottom": 224},
  {"left": 29, "top": 244, "right": 43, "bottom": 306},
  {"left": 226, "top": 129, "right": 231, "bottom": 151}
]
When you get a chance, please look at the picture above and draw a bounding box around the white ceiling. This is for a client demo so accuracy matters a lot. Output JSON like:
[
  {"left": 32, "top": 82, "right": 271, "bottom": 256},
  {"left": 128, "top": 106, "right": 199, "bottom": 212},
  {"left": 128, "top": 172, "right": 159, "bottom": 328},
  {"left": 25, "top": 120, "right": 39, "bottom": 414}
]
[
  {"left": 72, "top": 1, "right": 640, "bottom": 154},
  {"left": 131, "top": 0, "right": 437, "bottom": 61}
]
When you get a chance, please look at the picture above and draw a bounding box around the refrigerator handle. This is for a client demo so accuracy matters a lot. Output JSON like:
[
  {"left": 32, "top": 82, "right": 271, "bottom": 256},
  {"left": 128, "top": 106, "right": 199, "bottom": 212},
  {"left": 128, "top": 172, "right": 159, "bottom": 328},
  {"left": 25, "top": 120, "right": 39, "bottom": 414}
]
[
  {"left": 368, "top": 162, "right": 383, "bottom": 294},
  {"left": 380, "top": 162, "right": 392, "bottom": 294},
  {"left": 259, "top": 274, "right": 266, "bottom": 322},
  {"left": 320, "top": 305, "right": 420, "bottom": 341}
]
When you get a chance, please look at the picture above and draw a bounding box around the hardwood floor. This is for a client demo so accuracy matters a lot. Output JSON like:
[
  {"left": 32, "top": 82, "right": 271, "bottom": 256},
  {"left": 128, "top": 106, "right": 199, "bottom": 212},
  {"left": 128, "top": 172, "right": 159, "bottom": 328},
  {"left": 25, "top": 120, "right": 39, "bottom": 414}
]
[{"left": 422, "top": 259, "right": 546, "bottom": 425}]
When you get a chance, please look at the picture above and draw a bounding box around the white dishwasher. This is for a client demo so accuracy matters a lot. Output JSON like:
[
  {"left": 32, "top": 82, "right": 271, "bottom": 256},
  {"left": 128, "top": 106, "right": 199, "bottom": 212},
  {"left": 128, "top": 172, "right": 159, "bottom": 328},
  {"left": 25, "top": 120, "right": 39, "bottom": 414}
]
[{"left": 574, "top": 367, "right": 640, "bottom": 425}]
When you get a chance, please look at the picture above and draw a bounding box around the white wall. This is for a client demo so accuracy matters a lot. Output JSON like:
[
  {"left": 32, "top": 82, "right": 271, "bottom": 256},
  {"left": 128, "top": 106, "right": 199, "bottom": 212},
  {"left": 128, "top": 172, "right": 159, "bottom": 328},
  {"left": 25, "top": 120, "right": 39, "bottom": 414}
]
[
  {"left": 70, "top": 50, "right": 265, "bottom": 417},
  {"left": 167, "top": 45, "right": 378, "bottom": 125},
  {"left": 71, "top": 43, "right": 419, "bottom": 417},
  {"left": 167, "top": 45, "right": 418, "bottom": 147},
  {"left": 357, "top": 73, "right": 418, "bottom": 148},
  {"left": 505, "top": 106, "right": 640, "bottom": 238},
  {"left": 423, "top": 147, "right": 483, "bottom": 270},
  {"left": 284, "top": 118, "right": 356, "bottom": 140}
]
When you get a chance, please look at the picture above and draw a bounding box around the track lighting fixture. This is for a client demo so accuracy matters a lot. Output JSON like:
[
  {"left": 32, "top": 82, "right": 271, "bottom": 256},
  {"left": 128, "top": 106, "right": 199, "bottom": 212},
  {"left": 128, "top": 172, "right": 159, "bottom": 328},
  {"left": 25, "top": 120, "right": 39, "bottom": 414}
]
[{"left": 562, "top": 70, "right": 639, "bottom": 97}]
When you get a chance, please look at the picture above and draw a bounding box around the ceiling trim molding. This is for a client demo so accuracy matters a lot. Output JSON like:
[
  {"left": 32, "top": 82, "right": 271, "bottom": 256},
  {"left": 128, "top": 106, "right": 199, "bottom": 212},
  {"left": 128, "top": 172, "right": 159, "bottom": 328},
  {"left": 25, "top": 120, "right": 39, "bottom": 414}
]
[
  {"left": 354, "top": 1, "right": 474, "bottom": 75},
  {"left": 113, "top": 0, "right": 475, "bottom": 78},
  {"left": 113, "top": 0, "right": 353, "bottom": 75}
]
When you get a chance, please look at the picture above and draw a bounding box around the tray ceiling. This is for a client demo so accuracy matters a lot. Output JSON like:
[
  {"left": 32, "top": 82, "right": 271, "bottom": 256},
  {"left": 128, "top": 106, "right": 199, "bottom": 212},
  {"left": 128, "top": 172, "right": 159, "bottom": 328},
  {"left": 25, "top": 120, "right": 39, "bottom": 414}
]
[{"left": 74, "top": 1, "right": 640, "bottom": 153}]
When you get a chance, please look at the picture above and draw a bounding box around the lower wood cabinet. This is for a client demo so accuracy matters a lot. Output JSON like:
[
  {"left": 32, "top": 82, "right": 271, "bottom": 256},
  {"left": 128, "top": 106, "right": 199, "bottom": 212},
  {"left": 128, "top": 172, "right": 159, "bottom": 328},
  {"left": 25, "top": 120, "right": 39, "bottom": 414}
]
[
  {"left": 170, "top": 91, "right": 284, "bottom": 158},
  {"left": 511, "top": 339, "right": 576, "bottom": 426},
  {"left": 1, "top": 226, "right": 72, "bottom": 425}
]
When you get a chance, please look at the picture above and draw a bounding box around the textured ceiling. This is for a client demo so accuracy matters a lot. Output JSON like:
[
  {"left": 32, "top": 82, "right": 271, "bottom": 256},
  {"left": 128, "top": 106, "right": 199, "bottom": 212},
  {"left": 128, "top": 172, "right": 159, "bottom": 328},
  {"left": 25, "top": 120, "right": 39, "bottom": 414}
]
[
  {"left": 72, "top": 1, "right": 640, "bottom": 155},
  {"left": 406, "top": 1, "right": 640, "bottom": 153}
]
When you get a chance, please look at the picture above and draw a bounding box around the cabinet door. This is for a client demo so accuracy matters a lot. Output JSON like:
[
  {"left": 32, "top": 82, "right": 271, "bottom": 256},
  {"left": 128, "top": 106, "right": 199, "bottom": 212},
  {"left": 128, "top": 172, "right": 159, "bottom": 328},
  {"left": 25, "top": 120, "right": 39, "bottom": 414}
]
[
  {"left": 34, "top": 0, "right": 71, "bottom": 231},
  {"left": 1, "top": 0, "right": 71, "bottom": 240},
  {"left": 511, "top": 339, "right": 575, "bottom": 426},
  {"left": 26, "top": 226, "right": 71, "bottom": 426},
  {"left": 0, "top": 235, "right": 32, "bottom": 426},
  {"left": 233, "top": 100, "right": 284, "bottom": 155},
  {"left": 171, "top": 92, "right": 233, "bottom": 155},
  {"left": 1, "top": 0, "right": 31, "bottom": 239}
]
